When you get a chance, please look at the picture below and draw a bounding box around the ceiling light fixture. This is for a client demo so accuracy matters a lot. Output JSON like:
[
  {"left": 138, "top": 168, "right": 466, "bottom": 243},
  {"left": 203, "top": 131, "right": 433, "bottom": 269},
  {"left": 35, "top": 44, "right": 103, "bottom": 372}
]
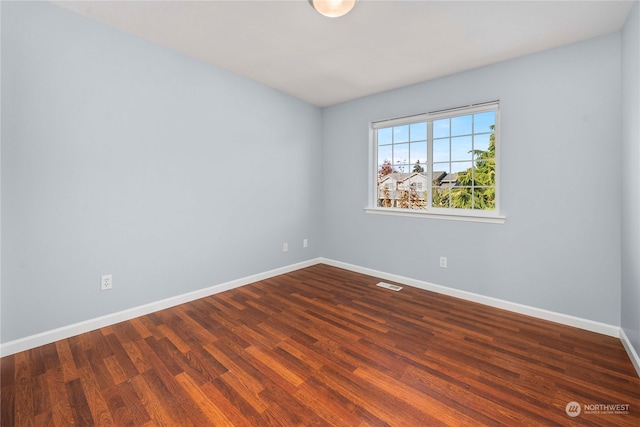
[{"left": 309, "top": 0, "right": 356, "bottom": 18}]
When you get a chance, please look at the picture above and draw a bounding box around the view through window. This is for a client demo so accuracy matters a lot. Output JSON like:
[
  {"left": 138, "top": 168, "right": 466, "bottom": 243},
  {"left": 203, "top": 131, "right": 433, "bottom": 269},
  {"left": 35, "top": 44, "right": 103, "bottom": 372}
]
[{"left": 374, "top": 102, "right": 499, "bottom": 215}]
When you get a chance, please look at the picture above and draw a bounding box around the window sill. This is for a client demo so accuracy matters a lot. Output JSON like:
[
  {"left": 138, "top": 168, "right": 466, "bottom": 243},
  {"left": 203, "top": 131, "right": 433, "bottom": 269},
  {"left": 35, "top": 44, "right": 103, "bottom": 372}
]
[{"left": 364, "top": 207, "right": 506, "bottom": 224}]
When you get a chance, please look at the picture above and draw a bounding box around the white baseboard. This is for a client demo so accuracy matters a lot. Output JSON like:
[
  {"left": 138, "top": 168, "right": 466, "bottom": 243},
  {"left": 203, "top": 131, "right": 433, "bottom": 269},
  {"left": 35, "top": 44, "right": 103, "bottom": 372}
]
[
  {"left": 2, "top": 257, "right": 630, "bottom": 364},
  {"left": 0, "top": 258, "right": 323, "bottom": 357},
  {"left": 320, "top": 258, "right": 622, "bottom": 338},
  {"left": 620, "top": 328, "right": 640, "bottom": 377}
]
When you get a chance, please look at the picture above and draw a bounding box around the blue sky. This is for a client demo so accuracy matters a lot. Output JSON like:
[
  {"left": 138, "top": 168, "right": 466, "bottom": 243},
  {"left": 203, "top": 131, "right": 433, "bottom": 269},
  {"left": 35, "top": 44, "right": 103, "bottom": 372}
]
[{"left": 378, "top": 111, "right": 495, "bottom": 175}]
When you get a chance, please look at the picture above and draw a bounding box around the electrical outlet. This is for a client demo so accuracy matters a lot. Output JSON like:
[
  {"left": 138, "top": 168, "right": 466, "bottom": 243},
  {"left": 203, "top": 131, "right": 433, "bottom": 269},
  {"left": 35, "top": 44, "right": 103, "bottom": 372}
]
[
  {"left": 303, "top": 238, "right": 308, "bottom": 248},
  {"left": 440, "top": 257, "right": 447, "bottom": 268},
  {"left": 101, "top": 274, "right": 113, "bottom": 291},
  {"left": 283, "top": 242, "right": 288, "bottom": 252}
]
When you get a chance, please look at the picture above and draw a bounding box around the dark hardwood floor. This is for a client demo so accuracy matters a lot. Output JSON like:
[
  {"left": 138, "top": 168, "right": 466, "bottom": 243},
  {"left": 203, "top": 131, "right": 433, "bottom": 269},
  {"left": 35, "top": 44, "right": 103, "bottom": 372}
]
[{"left": 1, "top": 264, "right": 639, "bottom": 426}]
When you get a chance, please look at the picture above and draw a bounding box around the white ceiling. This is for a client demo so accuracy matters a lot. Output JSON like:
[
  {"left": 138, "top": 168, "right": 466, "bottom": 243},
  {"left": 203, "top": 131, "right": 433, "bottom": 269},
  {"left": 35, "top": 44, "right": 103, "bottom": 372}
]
[{"left": 53, "top": 0, "right": 635, "bottom": 107}]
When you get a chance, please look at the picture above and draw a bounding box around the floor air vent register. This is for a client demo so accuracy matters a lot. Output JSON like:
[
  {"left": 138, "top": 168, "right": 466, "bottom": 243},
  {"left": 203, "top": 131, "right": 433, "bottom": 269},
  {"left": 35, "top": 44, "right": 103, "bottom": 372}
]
[{"left": 376, "top": 282, "right": 403, "bottom": 291}]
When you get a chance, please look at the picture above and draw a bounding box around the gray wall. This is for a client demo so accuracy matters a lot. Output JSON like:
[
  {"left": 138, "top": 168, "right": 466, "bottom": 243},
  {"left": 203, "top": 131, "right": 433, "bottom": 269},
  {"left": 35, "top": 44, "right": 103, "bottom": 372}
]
[
  {"left": 1, "top": 1, "right": 635, "bottom": 346},
  {"left": 322, "top": 34, "right": 622, "bottom": 326},
  {"left": 622, "top": 1, "right": 640, "bottom": 357},
  {"left": 1, "top": 2, "right": 322, "bottom": 342}
]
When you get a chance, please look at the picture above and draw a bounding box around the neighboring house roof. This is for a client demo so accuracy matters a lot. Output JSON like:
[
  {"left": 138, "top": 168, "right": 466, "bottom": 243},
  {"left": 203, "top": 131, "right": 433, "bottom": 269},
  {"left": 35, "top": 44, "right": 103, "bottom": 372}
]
[
  {"left": 378, "top": 174, "right": 399, "bottom": 183},
  {"left": 378, "top": 172, "right": 413, "bottom": 185},
  {"left": 433, "top": 171, "right": 447, "bottom": 182},
  {"left": 398, "top": 172, "right": 428, "bottom": 183},
  {"left": 438, "top": 173, "right": 459, "bottom": 189},
  {"left": 386, "top": 172, "right": 412, "bottom": 181},
  {"left": 441, "top": 173, "right": 458, "bottom": 183},
  {"left": 379, "top": 171, "right": 458, "bottom": 187}
]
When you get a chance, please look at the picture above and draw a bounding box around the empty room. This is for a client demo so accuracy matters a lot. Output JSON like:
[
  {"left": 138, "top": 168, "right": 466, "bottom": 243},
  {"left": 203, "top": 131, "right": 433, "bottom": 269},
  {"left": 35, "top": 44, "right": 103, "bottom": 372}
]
[{"left": 2, "top": 0, "right": 640, "bottom": 425}]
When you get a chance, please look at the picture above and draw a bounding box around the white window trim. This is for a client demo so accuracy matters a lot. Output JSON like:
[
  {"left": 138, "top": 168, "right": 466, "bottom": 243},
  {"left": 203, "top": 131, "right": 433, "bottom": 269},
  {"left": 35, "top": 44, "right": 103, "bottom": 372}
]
[
  {"left": 367, "top": 101, "right": 505, "bottom": 224},
  {"left": 364, "top": 207, "right": 506, "bottom": 224}
]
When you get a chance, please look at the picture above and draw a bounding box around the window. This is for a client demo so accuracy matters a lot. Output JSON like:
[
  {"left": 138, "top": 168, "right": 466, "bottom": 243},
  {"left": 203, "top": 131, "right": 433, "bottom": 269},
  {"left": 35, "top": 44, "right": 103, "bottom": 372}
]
[{"left": 370, "top": 102, "right": 502, "bottom": 222}]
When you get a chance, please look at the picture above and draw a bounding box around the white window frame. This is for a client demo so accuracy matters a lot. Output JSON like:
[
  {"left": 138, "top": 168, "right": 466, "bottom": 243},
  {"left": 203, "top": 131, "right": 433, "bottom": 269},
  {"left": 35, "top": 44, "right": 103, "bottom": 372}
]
[{"left": 366, "top": 101, "right": 505, "bottom": 224}]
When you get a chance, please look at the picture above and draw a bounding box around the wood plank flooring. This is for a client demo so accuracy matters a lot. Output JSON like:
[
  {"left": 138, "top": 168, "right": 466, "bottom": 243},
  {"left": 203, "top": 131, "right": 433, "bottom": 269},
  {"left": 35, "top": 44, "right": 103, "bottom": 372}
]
[{"left": 1, "top": 264, "right": 639, "bottom": 426}]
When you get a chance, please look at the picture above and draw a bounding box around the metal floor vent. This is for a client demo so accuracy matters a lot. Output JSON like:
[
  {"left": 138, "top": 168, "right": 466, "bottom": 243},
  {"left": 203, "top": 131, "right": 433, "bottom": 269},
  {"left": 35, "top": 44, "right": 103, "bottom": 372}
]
[{"left": 376, "top": 282, "right": 403, "bottom": 291}]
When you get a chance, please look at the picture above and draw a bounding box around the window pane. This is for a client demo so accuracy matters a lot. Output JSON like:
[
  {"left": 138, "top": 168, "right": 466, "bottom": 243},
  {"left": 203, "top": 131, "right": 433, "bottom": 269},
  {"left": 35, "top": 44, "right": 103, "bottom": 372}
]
[
  {"left": 377, "top": 176, "right": 394, "bottom": 208},
  {"left": 473, "top": 188, "right": 496, "bottom": 210},
  {"left": 433, "top": 119, "right": 449, "bottom": 139},
  {"left": 433, "top": 162, "right": 451, "bottom": 174},
  {"left": 395, "top": 163, "right": 410, "bottom": 174},
  {"left": 474, "top": 111, "right": 495, "bottom": 133},
  {"left": 432, "top": 187, "right": 451, "bottom": 208},
  {"left": 410, "top": 122, "right": 427, "bottom": 141},
  {"left": 451, "top": 136, "right": 472, "bottom": 161},
  {"left": 378, "top": 127, "right": 392, "bottom": 145},
  {"left": 394, "top": 125, "right": 409, "bottom": 143},
  {"left": 409, "top": 141, "right": 427, "bottom": 165},
  {"left": 474, "top": 133, "right": 491, "bottom": 153},
  {"left": 378, "top": 145, "right": 393, "bottom": 166},
  {"left": 451, "top": 161, "right": 472, "bottom": 173},
  {"left": 432, "top": 171, "right": 447, "bottom": 190},
  {"left": 378, "top": 160, "right": 395, "bottom": 179},
  {"left": 393, "top": 143, "right": 409, "bottom": 165},
  {"left": 412, "top": 162, "right": 427, "bottom": 174},
  {"left": 451, "top": 115, "right": 472, "bottom": 136},
  {"left": 433, "top": 139, "right": 449, "bottom": 163},
  {"left": 474, "top": 159, "right": 496, "bottom": 185},
  {"left": 450, "top": 187, "right": 473, "bottom": 209}
]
